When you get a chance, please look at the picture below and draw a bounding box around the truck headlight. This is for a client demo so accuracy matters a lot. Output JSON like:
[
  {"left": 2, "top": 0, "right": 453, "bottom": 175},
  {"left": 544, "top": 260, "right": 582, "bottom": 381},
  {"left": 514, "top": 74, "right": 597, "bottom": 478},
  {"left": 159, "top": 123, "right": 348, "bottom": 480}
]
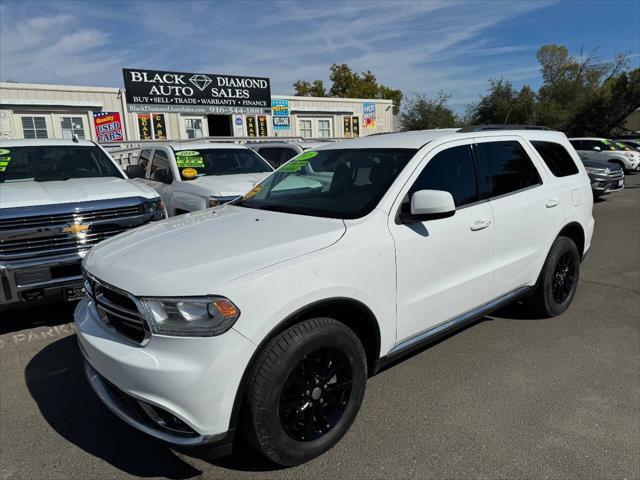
[
  {"left": 585, "top": 167, "right": 608, "bottom": 175},
  {"left": 146, "top": 198, "right": 166, "bottom": 219},
  {"left": 139, "top": 296, "right": 240, "bottom": 336}
]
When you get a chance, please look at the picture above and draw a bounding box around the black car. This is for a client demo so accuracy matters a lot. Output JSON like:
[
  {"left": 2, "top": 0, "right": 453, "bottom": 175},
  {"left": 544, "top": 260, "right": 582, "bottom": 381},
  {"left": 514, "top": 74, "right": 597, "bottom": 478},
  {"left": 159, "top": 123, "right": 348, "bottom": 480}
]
[{"left": 581, "top": 157, "right": 624, "bottom": 197}]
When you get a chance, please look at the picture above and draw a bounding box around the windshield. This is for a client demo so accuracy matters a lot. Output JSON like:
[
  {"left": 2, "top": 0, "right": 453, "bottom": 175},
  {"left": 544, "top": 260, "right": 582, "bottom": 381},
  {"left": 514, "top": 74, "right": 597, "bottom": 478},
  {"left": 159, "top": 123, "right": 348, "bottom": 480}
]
[
  {"left": 173, "top": 148, "right": 272, "bottom": 180},
  {"left": 235, "top": 148, "right": 416, "bottom": 219},
  {"left": 0, "top": 145, "right": 123, "bottom": 183}
]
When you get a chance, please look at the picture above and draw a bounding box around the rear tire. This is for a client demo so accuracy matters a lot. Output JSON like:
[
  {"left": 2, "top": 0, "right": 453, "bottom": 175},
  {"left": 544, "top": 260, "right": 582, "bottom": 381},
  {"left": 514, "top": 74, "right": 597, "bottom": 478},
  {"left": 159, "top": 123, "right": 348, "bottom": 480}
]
[
  {"left": 529, "top": 236, "right": 580, "bottom": 317},
  {"left": 243, "top": 317, "right": 367, "bottom": 466}
]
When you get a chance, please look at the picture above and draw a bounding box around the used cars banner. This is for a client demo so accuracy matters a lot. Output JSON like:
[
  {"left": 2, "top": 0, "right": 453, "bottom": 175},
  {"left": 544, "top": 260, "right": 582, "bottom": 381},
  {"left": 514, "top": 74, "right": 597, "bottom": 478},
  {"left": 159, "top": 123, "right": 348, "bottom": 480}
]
[{"left": 123, "top": 68, "right": 271, "bottom": 115}]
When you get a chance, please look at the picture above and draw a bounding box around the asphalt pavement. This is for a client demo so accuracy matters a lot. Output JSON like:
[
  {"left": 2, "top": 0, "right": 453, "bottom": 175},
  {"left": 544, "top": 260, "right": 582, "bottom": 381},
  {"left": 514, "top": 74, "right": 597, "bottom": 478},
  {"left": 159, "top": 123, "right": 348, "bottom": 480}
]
[{"left": 1, "top": 174, "right": 638, "bottom": 480}]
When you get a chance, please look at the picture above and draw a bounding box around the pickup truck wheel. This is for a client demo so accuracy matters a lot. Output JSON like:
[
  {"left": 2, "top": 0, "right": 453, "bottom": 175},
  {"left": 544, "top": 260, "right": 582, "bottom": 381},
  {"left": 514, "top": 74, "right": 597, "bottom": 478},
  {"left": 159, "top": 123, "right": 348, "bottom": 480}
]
[
  {"left": 244, "top": 317, "right": 367, "bottom": 466},
  {"left": 530, "top": 236, "right": 580, "bottom": 317}
]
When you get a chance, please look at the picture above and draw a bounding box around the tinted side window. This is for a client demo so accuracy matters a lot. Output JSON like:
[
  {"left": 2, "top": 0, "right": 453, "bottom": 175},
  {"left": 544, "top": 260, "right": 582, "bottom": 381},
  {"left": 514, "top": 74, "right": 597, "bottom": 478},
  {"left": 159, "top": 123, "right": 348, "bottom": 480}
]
[
  {"left": 149, "top": 150, "right": 172, "bottom": 182},
  {"left": 475, "top": 141, "right": 542, "bottom": 198},
  {"left": 258, "top": 147, "right": 298, "bottom": 168},
  {"left": 582, "top": 140, "right": 599, "bottom": 150},
  {"left": 409, "top": 145, "right": 479, "bottom": 207},
  {"left": 531, "top": 141, "right": 579, "bottom": 177},
  {"left": 138, "top": 149, "right": 151, "bottom": 168},
  {"left": 569, "top": 140, "right": 582, "bottom": 150}
]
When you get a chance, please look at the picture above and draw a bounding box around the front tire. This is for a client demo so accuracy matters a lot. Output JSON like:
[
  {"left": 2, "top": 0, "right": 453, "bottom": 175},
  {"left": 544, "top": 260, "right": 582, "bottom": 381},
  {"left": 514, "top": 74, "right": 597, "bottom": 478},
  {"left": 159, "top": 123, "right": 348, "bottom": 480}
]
[
  {"left": 529, "top": 236, "right": 580, "bottom": 317},
  {"left": 244, "top": 317, "right": 367, "bottom": 466}
]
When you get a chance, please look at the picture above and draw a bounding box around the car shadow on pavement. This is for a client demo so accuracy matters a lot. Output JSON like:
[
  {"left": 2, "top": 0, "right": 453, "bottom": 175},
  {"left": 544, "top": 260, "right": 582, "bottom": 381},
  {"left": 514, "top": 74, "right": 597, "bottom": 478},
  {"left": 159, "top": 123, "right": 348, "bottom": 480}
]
[
  {"left": 490, "top": 300, "right": 547, "bottom": 320},
  {"left": 25, "top": 335, "right": 203, "bottom": 479},
  {"left": 0, "top": 302, "right": 76, "bottom": 335}
]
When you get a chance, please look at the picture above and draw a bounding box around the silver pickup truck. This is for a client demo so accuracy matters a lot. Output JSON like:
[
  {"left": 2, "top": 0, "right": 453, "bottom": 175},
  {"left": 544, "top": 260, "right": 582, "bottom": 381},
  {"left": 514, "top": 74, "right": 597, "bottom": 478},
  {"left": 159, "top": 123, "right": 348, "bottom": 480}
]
[{"left": 0, "top": 139, "right": 165, "bottom": 312}]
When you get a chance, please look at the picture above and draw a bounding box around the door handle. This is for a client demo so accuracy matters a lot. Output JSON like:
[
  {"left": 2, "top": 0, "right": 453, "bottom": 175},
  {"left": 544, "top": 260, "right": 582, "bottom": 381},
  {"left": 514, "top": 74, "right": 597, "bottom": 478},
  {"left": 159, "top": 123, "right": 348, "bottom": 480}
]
[
  {"left": 470, "top": 219, "right": 492, "bottom": 231},
  {"left": 546, "top": 198, "right": 560, "bottom": 208}
]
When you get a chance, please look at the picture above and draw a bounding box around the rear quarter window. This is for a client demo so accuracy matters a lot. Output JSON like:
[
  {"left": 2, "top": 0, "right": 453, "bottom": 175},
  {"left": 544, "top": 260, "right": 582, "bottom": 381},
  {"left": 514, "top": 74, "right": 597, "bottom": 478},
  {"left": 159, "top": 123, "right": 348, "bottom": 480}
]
[{"left": 531, "top": 141, "right": 579, "bottom": 177}]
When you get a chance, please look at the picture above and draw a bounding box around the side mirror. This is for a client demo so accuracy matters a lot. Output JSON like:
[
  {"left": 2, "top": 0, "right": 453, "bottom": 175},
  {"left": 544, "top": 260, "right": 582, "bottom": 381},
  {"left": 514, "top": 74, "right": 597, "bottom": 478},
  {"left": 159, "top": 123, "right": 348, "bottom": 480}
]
[
  {"left": 593, "top": 146, "right": 601, "bottom": 152},
  {"left": 126, "top": 164, "right": 145, "bottom": 178},
  {"left": 400, "top": 189, "right": 456, "bottom": 223}
]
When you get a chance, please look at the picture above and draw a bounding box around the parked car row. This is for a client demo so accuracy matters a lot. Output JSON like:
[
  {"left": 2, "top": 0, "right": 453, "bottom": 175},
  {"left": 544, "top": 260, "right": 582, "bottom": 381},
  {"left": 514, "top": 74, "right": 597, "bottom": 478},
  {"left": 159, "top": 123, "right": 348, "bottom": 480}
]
[{"left": 569, "top": 137, "right": 640, "bottom": 173}]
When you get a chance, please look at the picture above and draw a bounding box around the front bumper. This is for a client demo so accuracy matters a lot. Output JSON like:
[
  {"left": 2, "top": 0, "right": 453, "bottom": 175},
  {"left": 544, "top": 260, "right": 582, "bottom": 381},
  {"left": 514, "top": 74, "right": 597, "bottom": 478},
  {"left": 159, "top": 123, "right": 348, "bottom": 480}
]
[
  {"left": 74, "top": 298, "right": 256, "bottom": 445},
  {"left": 589, "top": 174, "right": 624, "bottom": 195},
  {"left": 0, "top": 252, "right": 85, "bottom": 306}
]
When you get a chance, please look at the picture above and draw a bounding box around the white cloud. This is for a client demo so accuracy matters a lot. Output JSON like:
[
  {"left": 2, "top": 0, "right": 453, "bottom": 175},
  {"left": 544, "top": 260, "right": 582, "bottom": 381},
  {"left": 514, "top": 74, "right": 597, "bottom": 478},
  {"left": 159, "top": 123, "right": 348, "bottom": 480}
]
[{"left": 0, "top": 0, "right": 558, "bottom": 111}]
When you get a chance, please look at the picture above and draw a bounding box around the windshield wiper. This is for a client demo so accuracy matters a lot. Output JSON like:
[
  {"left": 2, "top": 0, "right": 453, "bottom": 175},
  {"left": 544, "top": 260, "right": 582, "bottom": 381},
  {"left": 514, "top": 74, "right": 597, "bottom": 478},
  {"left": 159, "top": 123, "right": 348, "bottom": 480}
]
[{"left": 34, "top": 177, "right": 71, "bottom": 182}]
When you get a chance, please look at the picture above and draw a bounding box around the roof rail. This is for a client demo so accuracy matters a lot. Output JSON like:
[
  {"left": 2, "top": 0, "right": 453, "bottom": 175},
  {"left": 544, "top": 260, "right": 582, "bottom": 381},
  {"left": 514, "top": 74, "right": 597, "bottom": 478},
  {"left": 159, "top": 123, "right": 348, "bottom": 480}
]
[{"left": 457, "top": 124, "right": 553, "bottom": 133}]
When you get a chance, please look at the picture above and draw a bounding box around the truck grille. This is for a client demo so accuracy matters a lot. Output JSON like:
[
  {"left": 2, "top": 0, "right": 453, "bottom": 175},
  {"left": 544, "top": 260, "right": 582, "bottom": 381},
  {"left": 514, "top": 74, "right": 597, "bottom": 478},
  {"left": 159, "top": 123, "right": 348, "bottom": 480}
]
[
  {"left": 0, "top": 228, "right": 127, "bottom": 258},
  {"left": 0, "top": 205, "right": 143, "bottom": 230},
  {"left": 85, "top": 275, "right": 149, "bottom": 345},
  {"left": 0, "top": 199, "right": 152, "bottom": 261}
]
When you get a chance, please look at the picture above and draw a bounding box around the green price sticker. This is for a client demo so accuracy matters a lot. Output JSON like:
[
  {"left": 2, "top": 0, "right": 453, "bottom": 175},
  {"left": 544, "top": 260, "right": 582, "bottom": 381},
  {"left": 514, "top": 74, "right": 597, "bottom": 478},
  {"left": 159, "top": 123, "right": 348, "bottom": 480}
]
[
  {"left": 0, "top": 155, "right": 11, "bottom": 172},
  {"left": 176, "top": 156, "right": 204, "bottom": 168},
  {"left": 175, "top": 150, "right": 201, "bottom": 157},
  {"left": 279, "top": 151, "right": 318, "bottom": 172},
  {"left": 0, "top": 149, "right": 10, "bottom": 155}
]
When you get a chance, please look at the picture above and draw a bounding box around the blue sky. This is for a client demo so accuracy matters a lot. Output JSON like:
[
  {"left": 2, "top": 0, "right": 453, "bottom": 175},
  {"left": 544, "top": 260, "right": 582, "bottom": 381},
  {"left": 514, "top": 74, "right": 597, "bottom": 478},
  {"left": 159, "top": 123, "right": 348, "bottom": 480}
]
[{"left": 1, "top": 0, "right": 638, "bottom": 112}]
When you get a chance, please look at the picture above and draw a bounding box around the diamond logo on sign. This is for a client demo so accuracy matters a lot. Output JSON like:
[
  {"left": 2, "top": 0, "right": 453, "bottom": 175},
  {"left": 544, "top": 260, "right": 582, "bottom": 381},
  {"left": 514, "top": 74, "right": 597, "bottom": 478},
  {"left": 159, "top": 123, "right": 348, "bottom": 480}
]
[{"left": 189, "top": 74, "right": 212, "bottom": 91}]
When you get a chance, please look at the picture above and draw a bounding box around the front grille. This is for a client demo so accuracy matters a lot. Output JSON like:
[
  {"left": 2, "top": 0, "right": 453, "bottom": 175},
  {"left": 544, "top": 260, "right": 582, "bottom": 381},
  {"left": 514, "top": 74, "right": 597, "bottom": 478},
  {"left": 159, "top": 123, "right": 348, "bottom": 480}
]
[
  {"left": 86, "top": 276, "right": 149, "bottom": 345},
  {"left": 0, "top": 205, "right": 143, "bottom": 230},
  {"left": 607, "top": 170, "right": 623, "bottom": 179},
  {"left": 0, "top": 199, "right": 151, "bottom": 261},
  {"left": 0, "top": 228, "right": 126, "bottom": 259}
]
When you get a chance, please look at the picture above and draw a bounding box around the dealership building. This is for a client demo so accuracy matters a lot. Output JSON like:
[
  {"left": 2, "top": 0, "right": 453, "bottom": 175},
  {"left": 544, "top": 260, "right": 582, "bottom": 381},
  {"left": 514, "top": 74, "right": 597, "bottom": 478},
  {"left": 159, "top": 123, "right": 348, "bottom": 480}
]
[{"left": 0, "top": 80, "right": 396, "bottom": 143}]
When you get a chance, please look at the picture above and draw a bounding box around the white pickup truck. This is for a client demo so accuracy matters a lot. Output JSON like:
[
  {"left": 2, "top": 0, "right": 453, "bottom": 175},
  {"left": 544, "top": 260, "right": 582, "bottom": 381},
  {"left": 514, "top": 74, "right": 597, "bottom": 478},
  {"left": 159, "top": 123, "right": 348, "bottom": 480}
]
[
  {"left": 0, "top": 139, "right": 164, "bottom": 311},
  {"left": 125, "top": 143, "right": 273, "bottom": 216}
]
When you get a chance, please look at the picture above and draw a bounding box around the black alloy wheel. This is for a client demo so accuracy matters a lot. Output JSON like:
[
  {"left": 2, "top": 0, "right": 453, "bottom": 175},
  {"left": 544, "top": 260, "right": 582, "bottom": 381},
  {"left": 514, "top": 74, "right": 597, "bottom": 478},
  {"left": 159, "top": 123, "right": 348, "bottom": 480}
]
[
  {"left": 278, "top": 347, "right": 353, "bottom": 442},
  {"left": 551, "top": 250, "right": 577, "bottom": 304},
  {"left": 243, "top": 317, "right": 367, "bottom": 466},
  {"left": 529, "top": 235, "right": 580, "bottom": 317}
]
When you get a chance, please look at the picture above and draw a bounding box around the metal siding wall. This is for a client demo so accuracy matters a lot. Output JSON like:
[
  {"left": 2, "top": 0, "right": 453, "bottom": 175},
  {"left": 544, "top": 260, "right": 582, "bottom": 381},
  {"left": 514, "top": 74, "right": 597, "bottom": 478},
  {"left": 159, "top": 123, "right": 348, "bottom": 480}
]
[{"left": 1, "top": 84, "right": 396, "bottom": 140}]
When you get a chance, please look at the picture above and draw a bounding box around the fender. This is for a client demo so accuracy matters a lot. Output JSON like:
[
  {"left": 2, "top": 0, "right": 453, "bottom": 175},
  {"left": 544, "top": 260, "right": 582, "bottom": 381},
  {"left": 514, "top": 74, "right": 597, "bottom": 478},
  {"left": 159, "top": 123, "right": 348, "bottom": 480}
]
[{"left": 225, "top": 296, "right": 382, "bottom": 437}]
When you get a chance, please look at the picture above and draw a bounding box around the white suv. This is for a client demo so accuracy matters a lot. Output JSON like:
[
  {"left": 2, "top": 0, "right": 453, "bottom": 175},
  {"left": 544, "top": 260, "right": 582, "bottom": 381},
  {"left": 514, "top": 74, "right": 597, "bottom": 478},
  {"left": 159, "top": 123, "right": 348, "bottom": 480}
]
[
  {"left": 569, "top": 137, "right": 640, "bottom": 173},
  {"left": 76, "top": 127, "right": 594, "bottom": 466}
]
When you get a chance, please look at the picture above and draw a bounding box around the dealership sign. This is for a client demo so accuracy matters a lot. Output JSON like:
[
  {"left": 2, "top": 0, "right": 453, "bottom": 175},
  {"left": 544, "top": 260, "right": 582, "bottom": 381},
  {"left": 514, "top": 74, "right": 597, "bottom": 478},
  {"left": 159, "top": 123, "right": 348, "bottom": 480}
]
[{"left": 123, "top": 68, "right": 271, "bottom": 115}]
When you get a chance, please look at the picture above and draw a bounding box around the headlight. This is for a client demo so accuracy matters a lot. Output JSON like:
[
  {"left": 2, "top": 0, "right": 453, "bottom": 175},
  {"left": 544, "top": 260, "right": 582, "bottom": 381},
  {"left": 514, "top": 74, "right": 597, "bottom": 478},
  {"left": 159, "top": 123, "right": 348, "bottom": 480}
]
[
  {"left": 139, "top": 296, "right": 240, "bottom": 337},
  {"left": 209, "top": 196, "right": 240, "bottom": 207},
  {"left": 585, "top": 167, "right": 609, "bottom": 175},
  {"left": 146, "top": 198, "right": 166, "bottom": 219}
]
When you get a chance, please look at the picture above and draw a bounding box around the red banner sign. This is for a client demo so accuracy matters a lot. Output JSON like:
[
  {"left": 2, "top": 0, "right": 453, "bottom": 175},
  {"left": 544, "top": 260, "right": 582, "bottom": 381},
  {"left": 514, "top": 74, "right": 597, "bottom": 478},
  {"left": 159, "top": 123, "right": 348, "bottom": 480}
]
[{"left": 93, "top": 112, "right": 124, "bottom": 142}]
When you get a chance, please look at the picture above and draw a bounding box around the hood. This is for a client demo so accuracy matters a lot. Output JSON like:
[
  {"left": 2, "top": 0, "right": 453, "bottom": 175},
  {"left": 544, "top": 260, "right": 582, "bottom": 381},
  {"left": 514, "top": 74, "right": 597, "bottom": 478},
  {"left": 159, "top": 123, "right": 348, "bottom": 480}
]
[
  {"left": 188, "top": 172, "right": 270, "bottom": 197},
  {"left": 84, "top": 205, "right": 346, "bottom": 296},
  {"left": 0, "top": 177, "right": 158, "bottom": 209},
  {"left": 581, "top": 158, "right": 619, "bottom": 170}
]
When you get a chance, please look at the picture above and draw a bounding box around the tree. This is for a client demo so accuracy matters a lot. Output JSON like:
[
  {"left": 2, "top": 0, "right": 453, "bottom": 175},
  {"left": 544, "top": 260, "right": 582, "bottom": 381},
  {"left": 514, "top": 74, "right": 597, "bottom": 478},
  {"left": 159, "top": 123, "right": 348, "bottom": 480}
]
[
  {"left": 467, "top": 44, "right": 638, "bottom": 136},
  {"left": 535, "top": 44, "right": 633, "bottom": 132},
  {"left": 400, "top": 92, "right": 458, "bottom": 131},
  {"left": 293, "top": 79, "right": 326, "bottom": 97},
  {"left": 467, "top": 79, "right": 537, "bottom": 125},
  {"left": 569, "top": 68, "right": 640, "bottom": 136},
  {"left": 293, "top": 64, "right": 403, "bottom": 114}
]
